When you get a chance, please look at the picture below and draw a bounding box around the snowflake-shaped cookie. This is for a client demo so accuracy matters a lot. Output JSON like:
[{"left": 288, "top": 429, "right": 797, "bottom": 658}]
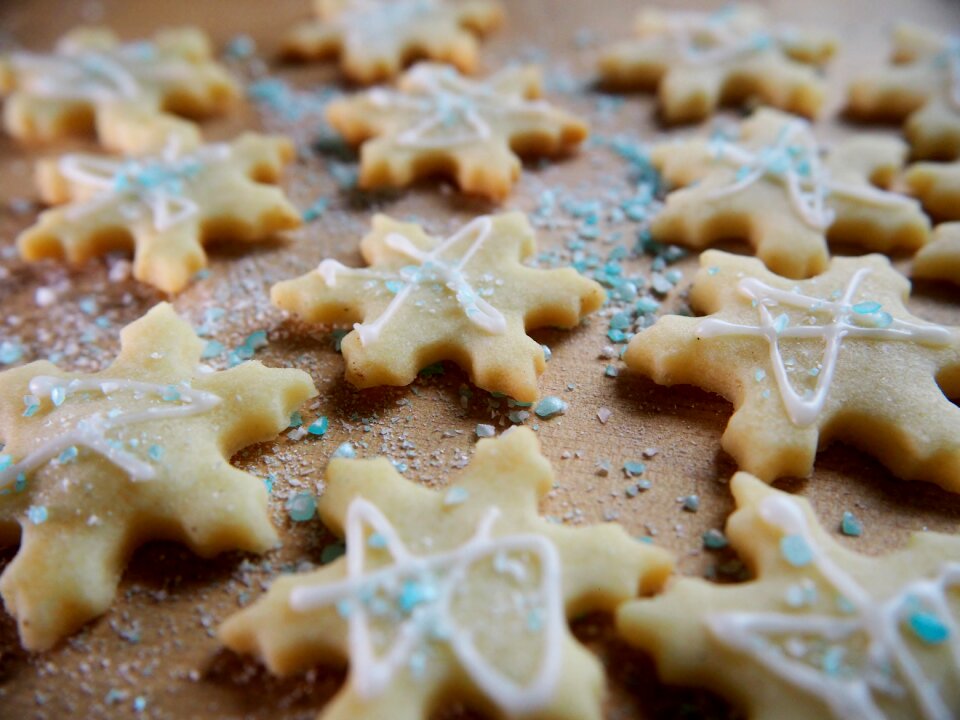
[
  {"left": 271, "top": 212, "right": 605, "bottom": 402},
  {"left": 326, "top": 62, "right": 589, "bottom": 200},
  {"left": 618, "top": 472, "right": 960, "bottom": 720},
  {"left": 283, "top": 0, "right": 503, "bottom": 84},
  {"left": 906, "top": 158, "right": 960, "bottom": 221},
  {"left": 848, "top": 24, "right": 960, "bottom": 160},
  {"left": 0, "top": 303, "right": 317, "bottom": 650},
  {"left": 220, "top": 427, "right": 674, "bottom": 720},
  {"left": 0, "top": 26, "right": 238, "bottom": 153},
  {"left": 17, "top": 133, "right": 301, "bottom": 294},
  {"left": 624, "top": 249, "right": 960, "bottom": 489},
  {"left": 598, "top": 5, "right": 836, "bottom": 123},
  {"left": 914, "top": 222, "right": 960, "bottom": 286},
  {"left": 650, "top": 109, "right": 929, "bottom": 279}
]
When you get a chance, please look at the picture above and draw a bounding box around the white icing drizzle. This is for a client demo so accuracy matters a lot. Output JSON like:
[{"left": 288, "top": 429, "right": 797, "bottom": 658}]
[
  {"left": 697, "top": 271, "right": 952, "bottom": 426},
  {"left": 707, "top": 494, "right": 960, "bottom": 720},
  {"left": 289, "top": 497, "right": 564, "bottom": 714},
  {"left": 660, "top": 7, "right": 776, "bottom": 67},
  {"left": 0, "top": 376, "right": 221, "bottom": 489},
  {"left": 57, "top": 139, "right": 230, "bottom": 232},
  {"left": 334, "top": 0, "right": 440, "bottom": 48},
  {"left": 705, "top": 119, "right": 917, "bottom": 230},
  {"left": 316, "top": 216, "right": 507, "bottom": 345},
  {"left": 368, "top": 64, "right": 554, "bottom": 150}
]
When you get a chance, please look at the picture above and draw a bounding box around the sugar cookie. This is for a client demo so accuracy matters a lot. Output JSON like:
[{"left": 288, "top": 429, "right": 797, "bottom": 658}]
[
  {"left": 0, "top": 26, "right": 238, "bottom": 153},
  {"left": 18, "top": 133, "right": 301, "bottom": 294},
  {"left": 848, "top": 24, "right": 960, "bottom": 160},
  {"left": 905, "top": 159, "right": 960, "bottom": 221},
  {"left": 283, "top": 0, "right": 503, "bottom": 84},
  {"left": 598, "top": 5, "right": 836, "bottom": 123},
  {"left": 618, "top": 472, "right": 960, "bottom": 720},
  {"left": 271, "top": 212, "right": 605, "bottom": 402},
  {"left": 326, "top": 62, "right": 588, "bottom": 200},
  {"left": 914, "top": 222, "right": 960, "bottom": 286},
  {"left": 220, "top": 427, "right": 673, "bottom": 720},
  {"left": 624, "top": 249, "right": 960, "bottom": 489},
  {"left": 0, "top": 303, "right": 317, "bottom": 650},
  {"left": 650, "top": 109, "right": 929, "bottom": 279}
]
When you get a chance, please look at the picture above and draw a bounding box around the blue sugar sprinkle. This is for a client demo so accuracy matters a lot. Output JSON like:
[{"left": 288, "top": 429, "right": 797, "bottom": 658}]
[
  {"left": 27, "top": 505, "right": 48, "bottom": 524},
  {"left": 526, "top": 608, "right": 543, "bottom": 632},
  {"left": 852, "top": 301, "right": 882, "bottom": 314},
  {"left": 385, "top": 279, "right": 404, "bottom": 294},
  {"left": 702, "top": 529, "right": 728, "bottom": 549},
  {"left": 367, "top": 532, "right": 387, "bottom": 549},
  {"left": 161, "top": 386, "right": 181, "bottom": 402},
  {"left": 821, "top": 645, "right": 844, "bottom": 676},
  {"left": 147, "top": 445, "right": 164, "bottom": 461},
  {"left": 623, "top": 461, "right": 646, "bottom": 477},
  {"left": 51, "top": 385, "right": 66, "bottom": 407},
  {"left": 303, "top": 197, "right": 329, "bottom": 222},
  {"left": 0, "top": 454, "right": 11, "bottom": 472},
  {"left": 605, "top": 365, "right": 618, "bottom": 378},
  {"left": 332, "top": 442, "right": 356, "bottom": 459},
  {"left": 264, "top": 475, "right": 275, "bottom": 494},
  {"left": 201, "top": 340, "right": 225, "bottom": 359},
  {"left": 754, "top": 369, "right": 766, "bottom": 382},
  {"left": 286, "top": 492, "right": 317, "bottom": 522},
  {"left": 392, "top": 461, "right": 408, "bottom": 473},
  {"left": 308, "top": 416, "right": 329, "bottom": 436},
  {"left": 535, "top": 396, "right": 568, "bottom": 419},
  {"left": 541, "top": 344, "right": 552, "bottom": 362},
  {"left": 780, "top": 534, "right": 814, "bottom": 567},
  {"left": 773, "top": 313, "right": 790, "bottom": 334},
  {"left": 133, "top": 696, "right": 147, "bottom": 713},
  {"left": 475, "top": 424, "right": 495, "bottom": 438},
  {"left": 840, "top": 511, "right": 862, "bottom": 537},
  {"left": 443, "top": 487, "right": 469, "bottom": 505},
  {"left": 398, "top": 579, "right": 437, "bottom": 614},
  {"left": 58, "top": 446, "right": 78, "bottom": 464},
  {"left": 908, "top": 610, "right": 950, "bottom": 645},
  {"left": 289, "top": 411, "right": 303, "bottom": 428},
  {"left": 635, "top": 297, "right": 660, "bottom": 314},
  {"left": 0, "top": 341, "right": 24, "bottom": 365},
  {"left": 682, "top": 494, "right": 700, "bottom": 512},
  {"left": 78, "top": 296, "right": 98, "bottom": 315},
  {"left": 707, "top": 266, "right": 720, "bottom": 276}
]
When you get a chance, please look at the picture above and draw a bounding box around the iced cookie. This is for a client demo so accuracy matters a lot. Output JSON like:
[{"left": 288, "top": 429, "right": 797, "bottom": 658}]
[
  {"left": 848, "top": 24, "right": 960, "bottom": 160},
  {"left": 905, "top": 159, "right": 960, "bottom": 221},
  {"left": 914, "top": 222, "right": 960, "bottom": 286},
  {"left": 272, "top": 212, "right": 604, "bottom": 402},
  {"left": 283, "top": 0, "right": 503, "bottom": 84},
  {"left": 17, "top": 133, "right": 301, "bottom": 294},
  {"left": 220, "top": 427, "right": 674, "bottom": 720},
  {"left": 650, "top": 109, "right": 929, "bottom": 279},
  {"left": 326, "top": 62, "right": 588, "bottom": 200},
  {"left": 0, "top": 26, "right": 238, "bottom": 153},
  {"left": 617, "top": 472, "right": 960, "bottom": 720},
  {"left": 0, "top": 303, "right": 317, "bottom": 650},
  {"left": 624, "top": 249, "right": 960, "bottom": 489},
  {"left": 598, "top": 5, "right": 836, "bottom": 123}
]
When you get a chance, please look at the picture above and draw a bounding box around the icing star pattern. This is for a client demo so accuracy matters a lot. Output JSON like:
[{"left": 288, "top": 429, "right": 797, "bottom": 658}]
[
  {"left": 598, "top": 5, "right": 836, "bottom": 123},
  {"left": 624, "top": 249, "right": 960, "bottom": 489},
  {"left": 220, "top": 427, "right": 674, "bottom": 720},
  {"left": 271, "top": 212, "right": 605, "bottom": 402},
  {"left": 0, "top": 303, "right": 317, "bottom": 650},
  {"left": 283, "top": 0, "right": 503, "bottom": 83},
  {"left": 0, "top": 26, "right": 238, "bottom": 153},
  {"left": 650, "top": 109, "right": 929, "bottom": 279},
  {"left": 326, "top": 62, "right": 589, "bottom": 200},
  {"left": 17, "top": 133, "right": 302, "bottom": 294},
  {"left": 617, "top": 473, "right": 960, "bottom": 720},
  {"left": 848, "top": 24, "right": 960, "bottom": 160},
  {"left": 914, "top": 222, "right": 960, "bottom": 286}
]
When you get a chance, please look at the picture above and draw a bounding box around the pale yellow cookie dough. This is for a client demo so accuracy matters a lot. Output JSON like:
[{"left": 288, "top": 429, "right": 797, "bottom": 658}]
[
  {"left": 914, "top": 222, "right": 960, "bottom": 286},
  {"left": 624, "top": 249, "right": 960, "bottom": 490},
  {"left": 0, "top": 26, "right": 238, "bottom": 153},
  {"left": 618, "top": 472, "right": 960, "bottom": 720},
  {"left": 650, "top": 108, "right": 929, "bottom": 279},
  {"left": 598, "top": 5, "right": 836, "bottom": 123},
  {"left": 18, "top": 132, "right": 302, "bottom": 295},
  {"left": 905, "top": 159, "right": 960, "bottom": 221},
  {"left": 271, "top": 212, "right": 605, "bottom": 402},
  {"left": 220, "top": 426, "right": 674, "bottom": 720},
  {"left": 848, "top": 23, "right": 960, "bottom": 160},
  {"left": 283, "top": 0, "right": 503, "bottom": 84},
  {"left": 326, "top": 62, "right": 588, "bottom": 200},
  {"left": 0, "top": 303, "right": 317, "bottom": 651}
]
